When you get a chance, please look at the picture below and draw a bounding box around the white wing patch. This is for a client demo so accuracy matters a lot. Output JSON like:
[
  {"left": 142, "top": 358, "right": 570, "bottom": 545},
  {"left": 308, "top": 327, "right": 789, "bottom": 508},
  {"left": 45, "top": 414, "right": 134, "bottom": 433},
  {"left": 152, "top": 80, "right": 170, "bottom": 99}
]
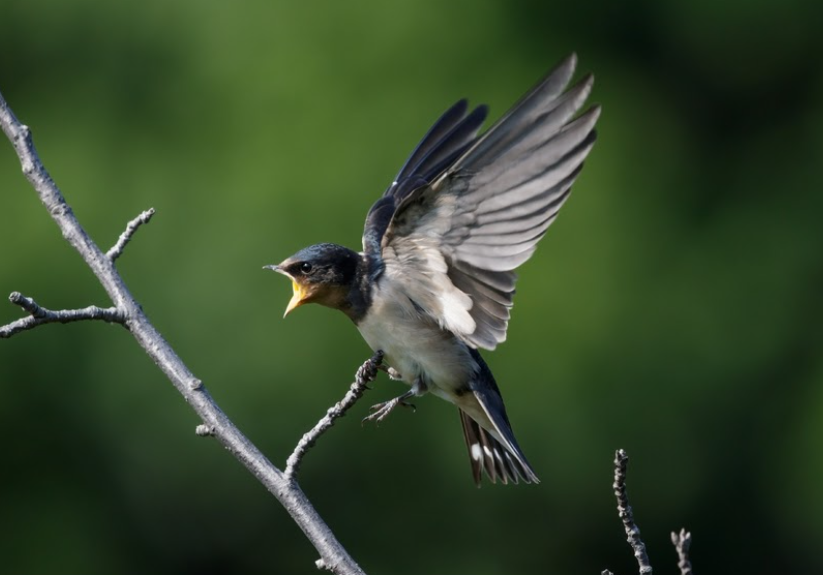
[{"left": 382, "top": 192, "right": 477, "bottom": 339}]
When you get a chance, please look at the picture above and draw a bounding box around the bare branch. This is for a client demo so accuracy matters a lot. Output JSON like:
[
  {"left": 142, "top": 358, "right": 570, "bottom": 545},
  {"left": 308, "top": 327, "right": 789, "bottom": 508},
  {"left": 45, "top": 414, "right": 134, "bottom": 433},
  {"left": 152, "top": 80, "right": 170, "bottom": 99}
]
[
  {"left": 0, "top": 292, "right": 125, "bottom": 338},
  {"left": 1, "top": 89, "right": 365, "bottom": 575},
  {"left": 286, "top": 351, "right": 383, "bottom": 480},
  {"left": 612, "top": 449, "right": 653, "bottom": 575},
  {"left": 107, "top": 208, "right": 156, "bottom": 262},
  {"left": 671, "top": 529, "right": 693, "bottom": 575}
]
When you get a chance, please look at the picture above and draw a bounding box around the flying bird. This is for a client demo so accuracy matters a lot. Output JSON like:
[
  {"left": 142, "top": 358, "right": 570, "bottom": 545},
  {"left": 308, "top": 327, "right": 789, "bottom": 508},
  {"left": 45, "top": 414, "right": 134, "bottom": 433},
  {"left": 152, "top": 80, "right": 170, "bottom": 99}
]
[{"left": 266, "top": 54, "right": 599, "bottom": 485}]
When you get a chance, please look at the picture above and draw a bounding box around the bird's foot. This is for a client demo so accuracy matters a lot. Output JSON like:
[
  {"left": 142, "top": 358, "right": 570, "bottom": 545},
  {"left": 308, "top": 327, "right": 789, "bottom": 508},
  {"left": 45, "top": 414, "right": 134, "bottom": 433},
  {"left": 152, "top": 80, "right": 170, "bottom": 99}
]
[
  {"left": 362, "top": 391, "right": 416, "bottom": 424},
  {"left": 356, "top": 350, "right": 385, "bottom": 384}
]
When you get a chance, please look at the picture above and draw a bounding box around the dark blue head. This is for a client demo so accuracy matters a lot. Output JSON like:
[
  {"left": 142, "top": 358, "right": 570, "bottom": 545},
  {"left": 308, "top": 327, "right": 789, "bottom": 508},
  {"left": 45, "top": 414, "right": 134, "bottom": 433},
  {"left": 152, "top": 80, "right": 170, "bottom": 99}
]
[{"left": 265, "top": 243, "right": 362, "bottom": 317}]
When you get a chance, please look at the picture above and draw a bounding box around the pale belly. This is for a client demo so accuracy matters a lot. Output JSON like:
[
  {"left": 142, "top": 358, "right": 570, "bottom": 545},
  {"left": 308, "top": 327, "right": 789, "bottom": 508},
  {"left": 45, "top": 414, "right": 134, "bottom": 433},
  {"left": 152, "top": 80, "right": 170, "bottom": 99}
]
[{"left": 356, "top": 297, "right": 475, "bottom": 401}]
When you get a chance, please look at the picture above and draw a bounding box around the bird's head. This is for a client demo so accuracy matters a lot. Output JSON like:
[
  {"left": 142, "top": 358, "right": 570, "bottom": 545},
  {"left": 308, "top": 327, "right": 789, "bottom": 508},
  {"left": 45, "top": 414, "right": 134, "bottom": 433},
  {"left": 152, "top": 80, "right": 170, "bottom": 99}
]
[{"left": 264, "top": 243, "right": 361, "bottom": 318}]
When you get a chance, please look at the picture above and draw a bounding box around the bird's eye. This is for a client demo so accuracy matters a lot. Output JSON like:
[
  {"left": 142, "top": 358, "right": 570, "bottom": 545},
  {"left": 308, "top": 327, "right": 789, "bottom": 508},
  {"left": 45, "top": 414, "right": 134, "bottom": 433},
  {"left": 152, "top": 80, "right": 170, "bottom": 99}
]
[{"left": 300, "top": 262, "right": 313, "bottom": 274}]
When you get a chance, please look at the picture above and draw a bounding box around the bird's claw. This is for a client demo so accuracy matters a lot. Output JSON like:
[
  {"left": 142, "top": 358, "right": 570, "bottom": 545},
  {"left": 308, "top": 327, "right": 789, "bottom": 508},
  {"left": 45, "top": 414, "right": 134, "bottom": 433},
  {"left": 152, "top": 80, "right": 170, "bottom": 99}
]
[
  {"left": 356, "top": 350, "right": 385, "bottom": 383},
  {"left": 362, "top": 396, "right": 416, "bottom": 425}
]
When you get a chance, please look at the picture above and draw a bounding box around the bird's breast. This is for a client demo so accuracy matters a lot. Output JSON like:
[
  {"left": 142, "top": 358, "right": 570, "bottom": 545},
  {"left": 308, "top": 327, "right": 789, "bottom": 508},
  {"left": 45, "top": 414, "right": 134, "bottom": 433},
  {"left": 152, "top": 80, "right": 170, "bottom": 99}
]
[{"left": 356, "top": 281, "right": 476, "bottom": 398}]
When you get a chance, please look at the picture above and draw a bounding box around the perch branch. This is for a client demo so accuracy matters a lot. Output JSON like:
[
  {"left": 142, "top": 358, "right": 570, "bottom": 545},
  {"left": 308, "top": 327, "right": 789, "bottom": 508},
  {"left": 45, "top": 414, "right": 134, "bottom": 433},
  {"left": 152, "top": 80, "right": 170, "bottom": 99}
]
[
  {"left": 671, "top": 529, "right": 693, "bottom": 575},
  {"left": 0, "top": 88, "right": 364, "bottom": 575},
  {"left": 612, "top": 449, "right": 653, "bottom": 575},
  {"left": 285, "top": 350, "right": 383, "bottom": 480}
]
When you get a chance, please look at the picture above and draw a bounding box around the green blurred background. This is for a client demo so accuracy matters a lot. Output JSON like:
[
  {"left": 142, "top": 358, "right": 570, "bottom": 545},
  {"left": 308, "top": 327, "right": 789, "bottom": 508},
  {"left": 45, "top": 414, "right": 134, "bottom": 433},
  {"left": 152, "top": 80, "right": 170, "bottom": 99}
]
[{"left": 2, "top": 1, "right": 822, "bottom": 573}]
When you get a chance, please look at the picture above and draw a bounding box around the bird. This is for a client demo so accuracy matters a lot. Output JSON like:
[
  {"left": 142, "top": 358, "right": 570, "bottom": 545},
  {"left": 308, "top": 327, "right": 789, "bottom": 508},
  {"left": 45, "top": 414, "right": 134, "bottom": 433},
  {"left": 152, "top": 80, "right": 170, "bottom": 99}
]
[{"left": 265, "top": 54, "right": 599, "bottom": 485}]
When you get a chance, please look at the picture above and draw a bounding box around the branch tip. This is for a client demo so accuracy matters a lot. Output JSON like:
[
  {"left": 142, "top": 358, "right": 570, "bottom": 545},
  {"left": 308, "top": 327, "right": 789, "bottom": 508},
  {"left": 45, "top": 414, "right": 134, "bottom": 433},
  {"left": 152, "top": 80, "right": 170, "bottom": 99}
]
[
  {"left": 9, "top": 291, "right": 43, "bottom": 315},
  {"left": 107, "top": 207, "right": 156, "bottom": 262},
  {"left": 671, "top": 528, "right": 693, "bottom": 575}
]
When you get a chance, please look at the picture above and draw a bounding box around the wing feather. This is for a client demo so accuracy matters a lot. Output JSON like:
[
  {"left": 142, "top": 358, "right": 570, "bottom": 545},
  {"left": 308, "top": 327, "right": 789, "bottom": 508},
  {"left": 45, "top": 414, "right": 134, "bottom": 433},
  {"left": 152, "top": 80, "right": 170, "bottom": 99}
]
[
  {"left": 450, "top": 55, "right": 579, "bottom": 174},
  {"left": 452, "top": 260, "right": 517, "bottom": 292},
  {"left": 390, "top": 99, "right": 469, "bottom": 189},
  {"left": 362, "top": 54, "right": 599, "bottom": 349}
]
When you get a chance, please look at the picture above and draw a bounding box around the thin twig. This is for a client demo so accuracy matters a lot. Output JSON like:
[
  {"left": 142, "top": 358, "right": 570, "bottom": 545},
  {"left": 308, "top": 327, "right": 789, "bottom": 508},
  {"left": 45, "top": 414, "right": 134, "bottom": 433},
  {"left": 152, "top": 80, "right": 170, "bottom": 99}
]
[
  {"left": 671, "top": 529, "right": 693, "bottom": 575},
  {"left": 613, "top": 449, "right": 653, "bottom": 575},
  {"left": 107, "top": 208, "right": 155, "bottom": 262},
  {"left": 0, "top": 292, "right": 125, "bottom": 338},
  {"left": 286, "top": 351, "right": 383, "bottom": 480},
  {"left": 0, "top": 88, "right": 365, "bottom": 575}
]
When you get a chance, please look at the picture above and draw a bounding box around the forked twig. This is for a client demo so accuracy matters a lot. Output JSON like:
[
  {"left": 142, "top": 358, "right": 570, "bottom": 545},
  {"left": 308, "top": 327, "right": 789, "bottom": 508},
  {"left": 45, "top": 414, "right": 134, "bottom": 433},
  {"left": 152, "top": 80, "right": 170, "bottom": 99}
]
[
  {"left": 0, "top": 292, "right": 125, "bottom": 338},
  {"left": 605, "top": 450, "right": 695, "bottom": 575},
  {"left": 0, "top": 87, "right": 365, "bottom": 575}
]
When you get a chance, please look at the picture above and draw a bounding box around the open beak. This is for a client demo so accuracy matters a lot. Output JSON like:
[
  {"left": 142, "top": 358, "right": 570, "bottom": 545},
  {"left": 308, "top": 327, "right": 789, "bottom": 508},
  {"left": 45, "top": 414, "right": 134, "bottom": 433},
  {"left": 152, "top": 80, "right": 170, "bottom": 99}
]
[{"left": 263, "top": 264, "right": 308, "bottom": 318}]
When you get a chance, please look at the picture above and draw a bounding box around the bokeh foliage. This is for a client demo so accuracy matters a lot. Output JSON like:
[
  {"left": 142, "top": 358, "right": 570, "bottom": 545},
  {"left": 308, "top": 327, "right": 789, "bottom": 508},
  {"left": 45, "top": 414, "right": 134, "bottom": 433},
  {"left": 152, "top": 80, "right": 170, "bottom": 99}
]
[{"left": 2, "top": 1, "right": 822, "bottom": 573}]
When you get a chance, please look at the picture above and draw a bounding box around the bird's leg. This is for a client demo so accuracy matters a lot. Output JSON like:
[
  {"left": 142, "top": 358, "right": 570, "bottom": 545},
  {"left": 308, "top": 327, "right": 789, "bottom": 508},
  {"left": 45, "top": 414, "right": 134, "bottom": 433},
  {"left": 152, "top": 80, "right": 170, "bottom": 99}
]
[{"left": 363, "top": 377, "right": 427, "bottom": 424}]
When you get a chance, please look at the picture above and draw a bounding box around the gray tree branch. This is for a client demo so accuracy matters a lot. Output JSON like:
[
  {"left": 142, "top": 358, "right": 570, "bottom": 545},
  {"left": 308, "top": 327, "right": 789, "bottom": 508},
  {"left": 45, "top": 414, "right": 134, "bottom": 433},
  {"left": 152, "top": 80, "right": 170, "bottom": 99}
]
[
  {"left": 286, "top": 351, "right": 383, "bottom": 480},
  {"left": 604, "top": 450, "right": 695, "bottom": 575},
  {"left": 0, "top": 292, "right": 125, "bottom": 338},
  {"left": 0, "top": 89, "right": 366, "bottom": 575},
  {"left": 612, "top": 449, "right": 653, "bottom": 574}
]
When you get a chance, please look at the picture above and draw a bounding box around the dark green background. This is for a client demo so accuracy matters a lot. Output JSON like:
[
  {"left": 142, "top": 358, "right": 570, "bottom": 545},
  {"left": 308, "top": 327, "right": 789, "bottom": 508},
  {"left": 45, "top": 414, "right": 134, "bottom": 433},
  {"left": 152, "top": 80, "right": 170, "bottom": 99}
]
[{"left": 2, "top": 1, "right": 822, "bottom": 573}]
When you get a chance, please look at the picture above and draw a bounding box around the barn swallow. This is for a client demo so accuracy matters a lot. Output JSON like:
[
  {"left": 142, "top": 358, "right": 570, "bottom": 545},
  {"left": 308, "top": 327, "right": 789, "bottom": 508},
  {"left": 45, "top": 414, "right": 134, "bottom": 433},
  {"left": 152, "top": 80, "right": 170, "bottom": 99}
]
[{"left": 266, "top": 54, "right": 599, "bottom": 485}]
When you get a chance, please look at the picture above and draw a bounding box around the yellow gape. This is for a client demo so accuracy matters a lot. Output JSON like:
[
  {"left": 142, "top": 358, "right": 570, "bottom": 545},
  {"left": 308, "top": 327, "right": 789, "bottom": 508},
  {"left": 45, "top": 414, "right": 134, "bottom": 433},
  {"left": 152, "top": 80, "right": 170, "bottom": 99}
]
[{"left": 284, "top": 280, "right": 307, "bottom": 317}]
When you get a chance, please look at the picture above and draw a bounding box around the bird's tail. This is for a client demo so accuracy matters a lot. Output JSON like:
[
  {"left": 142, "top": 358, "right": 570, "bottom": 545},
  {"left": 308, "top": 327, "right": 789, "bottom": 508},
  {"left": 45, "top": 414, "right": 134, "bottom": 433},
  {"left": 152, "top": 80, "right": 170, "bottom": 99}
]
[
  {"left": 459, "top": 348, "right": 539, "bottom": 486},
  {"left": 459, "top": 408, "right": 539, "bottom": 485}
]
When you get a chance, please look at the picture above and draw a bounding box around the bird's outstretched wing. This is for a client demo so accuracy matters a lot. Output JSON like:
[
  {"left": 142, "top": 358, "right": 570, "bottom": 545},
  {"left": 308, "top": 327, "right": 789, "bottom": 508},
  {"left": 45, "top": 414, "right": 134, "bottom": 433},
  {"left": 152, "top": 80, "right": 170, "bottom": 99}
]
[{"left": 362, "top": 54, "right": 599, "bottom": 350}]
